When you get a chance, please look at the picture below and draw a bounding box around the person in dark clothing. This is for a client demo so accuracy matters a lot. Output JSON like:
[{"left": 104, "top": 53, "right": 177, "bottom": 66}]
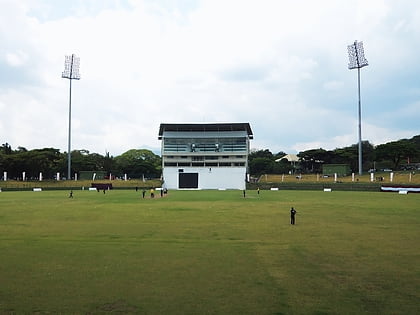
[
  {"left": 290, "top": 207, "right": 297, "bottom": 225},
  {"left": 243, "top": 190, "right": 246, "bottom": 198},
  {"left": 69, "top": 190, "right": 73, "bottom": 198},
  {"left": 142, "top": 189, "right": 146, "bottom": 198}
]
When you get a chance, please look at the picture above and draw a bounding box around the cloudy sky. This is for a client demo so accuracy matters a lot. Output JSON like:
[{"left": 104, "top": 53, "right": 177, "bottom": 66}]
[{"left": 1, "top": 0, "right": 419, "bottom": 156}]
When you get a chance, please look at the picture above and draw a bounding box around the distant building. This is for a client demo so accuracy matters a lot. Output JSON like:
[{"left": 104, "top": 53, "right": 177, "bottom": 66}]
[
  {"left": 322, "top": 164, "right": 351, "bottom": 176},
  {"left": 275, "top": 154, "right": 300, "bottom": 173},
  {"left": 158, "top": 123, "right": 253, "bottom": 189},
  {"left": 275, "top": 154, "right": 299, "bottom": 165}
]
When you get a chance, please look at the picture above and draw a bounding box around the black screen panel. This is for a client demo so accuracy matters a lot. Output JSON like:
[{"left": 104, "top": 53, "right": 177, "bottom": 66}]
[{"left": 179, "top": 173, "right": 198, "bottom": 188}]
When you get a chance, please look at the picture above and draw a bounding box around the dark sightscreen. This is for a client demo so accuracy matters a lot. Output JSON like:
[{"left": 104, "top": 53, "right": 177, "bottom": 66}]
[{"left": 179, "top": 173, "right": 198, "bottom": 188}]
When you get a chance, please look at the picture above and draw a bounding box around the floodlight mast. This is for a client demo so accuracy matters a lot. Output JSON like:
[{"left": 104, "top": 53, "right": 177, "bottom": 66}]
[
  {"left": 347, "top": 41, "right": 368, "bottom": 176},
  {"left": 62, "top": 54, "right": 80, "bottom": 180}
]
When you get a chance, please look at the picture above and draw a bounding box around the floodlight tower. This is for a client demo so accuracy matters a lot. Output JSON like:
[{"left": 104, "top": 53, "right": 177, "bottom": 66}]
[
  {"left": 347, "top": 41, "right": 368, "bottom": 176},
  {"left": 62, "top": 54, "right": 80, "bottom": 180}
]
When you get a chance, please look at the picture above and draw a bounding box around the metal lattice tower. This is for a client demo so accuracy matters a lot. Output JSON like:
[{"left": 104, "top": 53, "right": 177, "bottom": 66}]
[
  {"left": 347, "top": 41, "right": 368, "bottom": 175},
  {"left": 62, "top": 54, "right": 80, "bottom": 180}
]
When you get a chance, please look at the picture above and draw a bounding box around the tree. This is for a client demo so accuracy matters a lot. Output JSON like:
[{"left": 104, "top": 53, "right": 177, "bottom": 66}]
[
  {"left": 273, "top": 151, "right": 287, "bottom": 160},
  {"left": 249, "top": 149, "right": 273, "bottom": 160},
  {"left": 114, "top": 149, "right": 161, "bottom": 179},
  {"left": 410, "top": 135, "right": 420, "bottom": 148},
  {"left": 1, "top": 143, "right": 12, "bottom": 155},
  {"left": 59, "top": 150, "right": 117, "bottom": 178},
  {"left": 25, "top": 148, "right": 62, "bottom": 178},
  {"left": 333, "top": 141, "right": 375, "bottom": 172},
  {"left": 103, "top": 151, "right": 114, "bottom": 173},
  {"left": 272, "top": 158, "right": 294, "bottom": 174},
  {"left": 1, "top": 134, "right": 419, "bottom": 180},
  {"left": 248, "top": 149, "right": 275, "bottom": 175},
  {"left": 0, "top": 147, "right": 62, "bottom": 179},
  {"left": 375, "top": 140, "right": 418, "bottom": 170},
  {"left": 405, "top": 135, "right": 420, "bottom": 163},
  {"left": 298, "top": 148, "right": 331, "bottom": 173},
  {"left": 249, "top": 157, "right": 274, "bottom": 176}
]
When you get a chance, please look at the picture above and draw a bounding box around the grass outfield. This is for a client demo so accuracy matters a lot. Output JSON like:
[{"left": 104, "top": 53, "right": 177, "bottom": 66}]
[{"left": 0, "top": 189, "right": 419, "bottom": 314}]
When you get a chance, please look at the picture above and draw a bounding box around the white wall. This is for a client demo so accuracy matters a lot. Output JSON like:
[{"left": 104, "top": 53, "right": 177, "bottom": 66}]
[{"left": 163, "top": 167, "right": 246, "bottom": 190}]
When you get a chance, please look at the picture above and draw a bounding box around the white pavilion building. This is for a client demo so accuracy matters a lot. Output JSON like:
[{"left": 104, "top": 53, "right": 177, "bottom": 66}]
[{"left": 158, "top": 123, "right": 253, "bottom": 190}]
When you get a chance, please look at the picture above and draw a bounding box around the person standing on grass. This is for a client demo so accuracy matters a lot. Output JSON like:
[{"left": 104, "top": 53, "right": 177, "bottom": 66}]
[
  {"left": 142, "top": 189, "right": 146, "bottom": 198},
  {"left": 290, "top": 207, "right": 297, "bottom": 225},
  {"left": 68, "top": 190, "right": 73, "bottom": 198}
]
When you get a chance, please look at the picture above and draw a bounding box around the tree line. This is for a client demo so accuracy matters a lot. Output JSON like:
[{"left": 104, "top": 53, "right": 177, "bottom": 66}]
[
  {"left": 0, "top": 144, "right": 161, "bottom": 180},
  {"left": 1, "top": 135, "right": 419, "bottom": 180},
  {"left": 248, "top": 135, "right": 420, "bottom": 176}
]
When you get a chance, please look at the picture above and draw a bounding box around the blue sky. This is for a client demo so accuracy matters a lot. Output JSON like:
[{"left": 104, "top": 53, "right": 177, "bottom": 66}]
[{"left": 1, "top": 0, "right": 419, "bottom": 156}]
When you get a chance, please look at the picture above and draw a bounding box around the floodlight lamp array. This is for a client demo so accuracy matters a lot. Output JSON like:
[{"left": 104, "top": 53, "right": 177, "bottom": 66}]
[
  {"left": 347, "top": 41, "right": 368, "bottom": 70},
  {"left": 62, "top": 54, "right": 81, "bottom": 80}
]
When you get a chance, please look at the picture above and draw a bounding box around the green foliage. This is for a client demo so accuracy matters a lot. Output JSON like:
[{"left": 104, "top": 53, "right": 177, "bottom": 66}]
[
  {"left": 1, "top": 135, "right": 419, "bottom": 179},
  {"left": 248, "top": 136, "right": 419, "bottom": 176},
  {"left": 332, "top": 141, "right": 375, "bottom": 170},
  {"left": 1, "top": 142, "right": 12, "bottom": 154},
  {"left": 272, "top": 157, "right": 293, "bottom": 174},
  {"left": 0, "top": 148, "right": 62, "bottom": 179},
  {"left": 297, "top": 141, "right": 376, "bottom": 173},
  {"left": 298, "top": 148, "right": 331, "bottom": 173},
  {"left": 249, "top": 149, "right": 273, "bottom": 159},
  {"left": 297, "top": 138, "right": 419, "bottom": 174},
  {"left": 249, "top": 157, "right": 274, "bottom": 175},
  {"left": 71, "top": 150, "right": 104, "bottom": 173},
  {"left": 248, "top": 149, "right": 276, "bottom": 175},
  {"left": 114, "top": 149, "right": 161, "bottom": 178},
  {"left": 0, "top": 146, "right": 161, "bottom": 180},
  {"left": 375, "top": 139, "right": 419, "bottom": 169},
  {"left": 273, "top": 151, "right": 287, "bottom": 160}
]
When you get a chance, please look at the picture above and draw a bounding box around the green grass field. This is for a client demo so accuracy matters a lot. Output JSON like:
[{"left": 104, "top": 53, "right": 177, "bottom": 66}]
[{"left": 0, "top": 189, "right": 419, "bottom": 314}]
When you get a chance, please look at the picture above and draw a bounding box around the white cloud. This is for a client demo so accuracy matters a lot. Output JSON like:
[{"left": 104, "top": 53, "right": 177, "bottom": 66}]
[
  {"left": 0, "top": 0, "right": 419, "bottom": 156},
  {"left": 323, "top": 80, "right": 344, "bottom": 91},
  {"left": 5, "top": 51, "right": 28, "bottom": 67}
]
